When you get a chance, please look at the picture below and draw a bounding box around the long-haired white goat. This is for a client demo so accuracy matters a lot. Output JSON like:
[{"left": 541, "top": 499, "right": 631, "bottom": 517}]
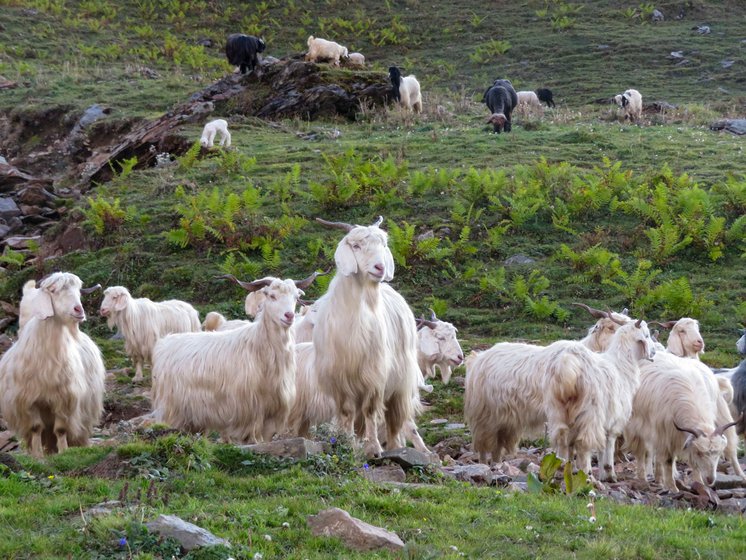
[
  {"left": 0, "top": 273, "right": 105, "bottom": 457},
  {"left": 416, "top": 309, "right": 464, "bottom": 385},
  {"left": 99, "top": 286, "right": 201, "bottom": 381},
  {"left": 311, "top": 217, "right": 420, "bottom": 457},
  {"left": 151, "top": 272, "right": 318, "bottom": 443},
  {"left": 465, "top": 304, "right": 632, "bottom": 464}
]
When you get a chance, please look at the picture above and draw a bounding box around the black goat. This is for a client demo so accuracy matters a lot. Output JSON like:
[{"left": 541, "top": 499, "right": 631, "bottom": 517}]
[
  {"left": 225, "top": 34, "right": 266, "bottom": 75},
  {"left": 388, "top": 66, "right": 402, "bottom": 102},
  {"left": 483, "top": 79, "right": 517, "bottom": 133},
  {"left": 536, "top": 87, "right": 555, "bottom": 108}
]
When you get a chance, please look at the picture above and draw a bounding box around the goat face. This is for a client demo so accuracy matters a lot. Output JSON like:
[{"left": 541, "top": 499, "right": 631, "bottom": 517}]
[
  {"left": 419, "top": 321, "right": 464, "bottom": 366},
  {"left": 622, "top": 319, "right": 655, "bottom": 362},
  {"left": 99, "top": 287, "right": 130, "bottom": 317},
  {"left": 685, "top": 433, "right": 727, "bottom": 487},
  {"left": 669, "top": 318, "right": 705, "bottom": 357},
  {"left": 260, "top": 279, "right": 303, "bottom": 328},
  {"left": 30, "top": 272, "right": 86, "bottom": 324},
  {"left": 335, "top": 226, "right": 394, "bottom": 283},
  {"left": 486, "top": 113, "right": 507, "bottom": 133},
  {"left": 589, "top": 314, "right": 631, "bottom": 350}
]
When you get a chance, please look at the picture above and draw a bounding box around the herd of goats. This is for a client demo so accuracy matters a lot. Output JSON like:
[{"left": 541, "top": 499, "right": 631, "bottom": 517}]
[{"left": 1, "top": 216, "right": 745, "bottom": 494}]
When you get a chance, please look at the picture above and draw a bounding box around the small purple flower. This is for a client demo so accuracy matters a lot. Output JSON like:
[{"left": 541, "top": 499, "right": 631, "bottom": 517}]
[
  {"left": 363, "top": 463, "right": 370, "bottom": 470},
  {"left": 330, "top": 437, "right": 337, "bottom": 445},
  {"left": 119, "top": 537, "right": 127, "bottom": 547}
]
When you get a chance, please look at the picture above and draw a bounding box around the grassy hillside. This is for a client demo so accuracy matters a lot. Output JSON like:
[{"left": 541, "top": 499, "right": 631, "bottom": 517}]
[{"left": 1, "top": 1, "right": 746, "bottom": 558}]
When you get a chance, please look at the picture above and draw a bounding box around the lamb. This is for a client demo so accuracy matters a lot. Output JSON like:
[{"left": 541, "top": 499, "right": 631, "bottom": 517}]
[
  {"left": 388, "top": 67, "right": 423, "bottom": 113},
  {"left": 199, "top": 119, "right": 231, "bottom": 148},
  {"left": 311, "top": 216, "right": 421, "bottom": 457},
  {"left": 151, "top": 273, "right": 317, "bottom": 442},
  {"left": 345, "top": 52, "right": 365, "bottom": 67},
  {"left": 543, "top": 319, "right": 655, "bottom": 480},
  {"left": 483, "top": 79, "right": 517, "bottom": 133},
  {"left": 416, "top": 309, "right": 464, "bottom": 385},
  {"left": 99, "top": 286, "right": 201, "bottom": 381},
  {"left": 0, "top": 273, "right": 105, "bottom": 457},
  {"left": 465, "top": 304, "right": 632, "bottom": 464},
  {"left": 225, "top": 33, "right": 265, "bottom": 74},
  {"left": 306, "top": 35, "right": 348, "bottom": 66},
  {"left": 536, "top": 87, "right": 555, "bottom": 108},
  {"left": 614, "top": 88, "right": 643, "bottom": 122},
  {"left": 516, "top": 91, "right": 543, "bottom": 113}
]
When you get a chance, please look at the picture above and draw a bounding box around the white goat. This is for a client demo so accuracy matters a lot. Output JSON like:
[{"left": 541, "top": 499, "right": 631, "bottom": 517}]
[
  {"left": 388, "top": 66, "right": 422, "bottom": 113},
  {"left": 99, "top": 286, "right": 201, "bottom": 381},
  {"left": 199, "top": 118, "right": 231, "bottom": 148},
  {"left": 416, "top": 310, "right": 464, "bottom": 385},
  {"left": 614, "top": 88, "right": 642, "bottom": 122},
  {"left": 0, "top": 273, "right": 105, "bottom": 457},
  {"left": 202, "top": 311, "right": 248, "bottom": 332},
  {"left": 543, "top": 319, "right": 655, "bottom": 481},
  {"left": 346, "top": 52, "right": 365, "bottom": 67},
  {"left": 151, "top": 274, "right": 315, "bottom": 442},
  {"left": 312, "top": 217, "right": 420, "bottom": 458},
  {"left": 306, "top": 35, "right": 348, "bottom": 65},
  {"left": 465, "top": 305, "right": 632, "bottom": 464},
  {"left": 516, "top": 90, "right": 543, "bottom": 113}
]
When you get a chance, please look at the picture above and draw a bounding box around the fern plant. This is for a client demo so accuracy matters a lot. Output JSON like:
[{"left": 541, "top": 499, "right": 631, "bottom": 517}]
[
  {"left": 602, "top": 259, "right": 661, "bottom": 310},
  {"left": 81, "top": 196, "right": 133, "bottom": 236},
  {"left": 512, "top": 270, "right": 569, "bottom": 322},
  {"left": 555, "top": 244, "right": 622, "bottom": 284}
]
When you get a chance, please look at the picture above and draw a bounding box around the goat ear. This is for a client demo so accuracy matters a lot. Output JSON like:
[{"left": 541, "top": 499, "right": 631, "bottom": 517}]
[
  {"left": 667, "top": 330, "right": 684, "bottom": 357},
  {"left": 335, "top": 241, "right": 358, "bottom": 276},
  {"left": 114, "top": 294, "right": 128, "bottom": 312},
  {"left": 419, "top": 329, "right": 440, "bottom": 357},
  {"left": 244, "top": 291, "right": 266, "bottom": 318},
  {"left": 383, "top": 246, "right": 395, "bottom": 281},
  {"left": 26, "top": 289, "right": 55, "bottom": 321}
]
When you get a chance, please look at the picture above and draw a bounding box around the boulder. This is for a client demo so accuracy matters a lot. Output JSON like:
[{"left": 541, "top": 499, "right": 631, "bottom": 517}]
[
  {"left": 307, "top": 508, "right": 404, "bottom": 552},
  {"left": 379, "top": 447, "right": 440, "bottom": 469},
  {"left": 145, "top": 514, "right": 231, "bottom": 551},
  {"left": 238, "top": 437, "right": 324, "bottom": 460}
]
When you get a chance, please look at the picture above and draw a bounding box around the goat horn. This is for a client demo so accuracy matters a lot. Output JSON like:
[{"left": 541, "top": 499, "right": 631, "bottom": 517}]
[
  {"left": 651, "top": 329, "right": 660, "bottom": 342},
  {"left": 416, "top": 315, "right": 437, "bottom": 330},
  {"left": 298, "top": 298, "right": 314, "bottom": 307},
  {"left": 315, "top": 217, "right": 354, "bottom": 232},
  {"left": 571, "top": 302, "right": 607, "bottom": 319},
  {"left": 80, "top": 283, "right": 102, "bottom": 295},
  {"left": 372, "top": 216, "right": 384, "bottom": 227},
  {"left": 429, "top": 308, "right": 438, "bottom": 321},
  {"left": 713, "top": 412, "right": 744, "bottom": 437},
  {"left": 605, "top": 308, "right": 628, "bottom": 326},
  {"left": 621, "top": 307, "right": 629, "bottom": 316},
  {"left": 673, "top": 420, "right": 704, "bottom": 438},
  {"left": 216, "top": 274, "right": 272, "bottom": 292},
  {"left": 650, "top": 320, "right": 678, "bottom": 329},
  {"left": 635, "top": 318, "right": 643, "bottom": 328},
  {"left": 294, "top": 270, "right": 325, "bottom": 290}
]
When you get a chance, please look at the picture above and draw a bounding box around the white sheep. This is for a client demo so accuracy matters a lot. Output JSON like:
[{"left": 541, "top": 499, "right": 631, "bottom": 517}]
[
  {"left": 515, "top": 90, "right": 543, "bottom": 114},
  {"left": 99, "top": 286, "right": 201, "bottom": 381},
  {"left": 305, "top": 35, "right": 348, "bottom": 66},
  {"left": 416, "top": 310, "right": 464, "bottom": 385},
  {"left": 614, "top": 88, "right": 642, "bottom": 122},
  {"left": 345, "top": 52, "right": 365, "bottom": 67},
  {"left": 389, "top": 67, "right": 422, "bottom": 113},
  {"left": 465, "top": 305, "right": 631, "bottom": 464},
  {"left": 199, "top": 118, "right": 231, "bottom": 148},
  {"left": 312, "top": 217, "right": 420, "bottom": 457},
  {"left": 151, "top": 275, "right": 310, "bottom": 442},
  {"left": 543, "top": 319, "right": 655, "bottom": 480},
  {"left": 0, "top": 273, "right": 105, "bottom": 457}
]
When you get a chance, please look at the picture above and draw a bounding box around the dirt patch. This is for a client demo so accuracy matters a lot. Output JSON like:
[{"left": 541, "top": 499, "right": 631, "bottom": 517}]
[{"left": 75, "top": 450, "right": 129, "bottom": 479}]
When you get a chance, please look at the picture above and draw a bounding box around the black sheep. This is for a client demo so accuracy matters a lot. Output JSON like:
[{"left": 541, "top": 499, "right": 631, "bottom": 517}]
[
  {"left": 225, "top": 34, "right": 266, "bottom": 75},
  {"left": 483, "top": 79, "right": 517, "bottom": 133},
  {"left": 536, "top": 87, "right": 555, "bottom": 108},
  {"left": 388, "top": 66, "right": 402, "bottom": 103}
]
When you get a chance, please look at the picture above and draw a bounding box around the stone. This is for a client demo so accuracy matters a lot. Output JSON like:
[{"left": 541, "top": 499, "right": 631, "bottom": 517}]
[
  {"left": 57, "top": 225, "right": 88, "bottom": 253},
  {"left": 146, "top": 514, "right": 231, "bottom": 550},
  {"left": 432, "top": 436, "right": 468, "bottom": 460},
  {"left": 504, "top": 254, "right": 535, "bottom": 266},
  {"left": 714, "top": 473, "right": 746, "bottom": 490},
  {"left": 3, "top": 235, "right": 40, "bottom": 249},
  {"left": 238, "top": 437, "right": 324, "bottom": 460},
  {"left": 669, "top": 51, "right": 685, "bottom": 59},
  {"left": 307, "top": 507, "right": 404, "bottom": 552},
  {"left": 497, "top": 461, "right": 523, "bottom": 477},
  {"left": 0, "top": 197, "right": 21, "bottom": 220},
  {"left": 721, "top": 59, "right": 735, "bottom": 69},
  {"left": 86, "top": 500, "right": 122, "bottom": 517},
  {"left": 361, "top": 464, "right": 406, "bottom": 483},
  {"left": 718, "top": 498, "right": 746, "bottom": 515},
  {"left": 15, "top": 183, "right": 58, "bottom": 206},
  {"left": 429, "top": 418, "right": 448, "bottom": 425},
  {"left": 442, "top": 464, "right": 493, "bottom": 485},
  {"left": 692, "top": 25, "right": 710, "bottom": 34},
  {"left": 445, "top": 423, "right": 465, "bottom": 431},
  {"left": 379, "top": 447, "right": 440, "bottom": 469},
  {"left": 651, "top": 9, "right": 664, "bottom": 22}
]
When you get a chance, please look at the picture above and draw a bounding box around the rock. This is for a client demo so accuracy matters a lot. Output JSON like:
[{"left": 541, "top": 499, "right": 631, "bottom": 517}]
[
  {"left": 445, "top": 423, "right": 465, "bottom": 431},
  {"left": 526, "top": 463, "right": 541, "bottom": 475},
  {"left": 86, "top": 500, "right": 122, "bottom": 517},
  {"left": 710, "top": 119, "right": 746, "bottom": 135},
  {"left": 504, "top": 254, "right": 535, "bottom": 266},
  {"left": 307, "top": 507, "right": 404, "bottom": 552},
  {"left": 432, "top": 436, "right": 468, "bottom": 460},
  {"left": 491, "top": 474, "right": 513, "bottom": 487},
  {"left": 0, "top": 334, "right": 12, "bottom": 353},
  {"left": 0, "top": 451, "right": 22, "bottom": 471},
  {"left": 429, "top": 418, "right": 448, "bottom": 425},
  {"left": 719, "top": 498, "right": 746, "bottom": 515},
  {"left": 651, "top": 9, "right": 664, "bottom": 22},
  {"left": 57, "top": 225, "right": 88, "bottom": 253},
  {"left": 443, "top": 464, "right": 493, "bottom": 485},
  {"left": 238, "top": 437, "right": 324, "bottom": 460},
  {"left": 721, "top": 59, "right": 735, "bottom": 69},
  {"left": 0, "top": 163, "right": 39, "bottom": 191},
  {"left": 670, "top": 51, "right": 685, "bottom": 59},
  {"left": 3, "top": 235, "right": 40, "bottom": 249},
  {"left": 508, "top": 481, "right": 527, "bottom": 492},
  {"left": 415, "top": 230, "right": 434, "bottom": 242},
  {"left": 361, "top": 464, "right": 406, "bottom": 483},
  {"left": 692, "top": 25, "right": 710, "bottom": 34},
  {"left": 647, "top": 101, "right": 677, "bottom": 112},
  {"left": 0, "top": 197, "right": 21, "bottom": 220},
  {"left": 597, "top": 44, "right": 609, "bottom": 50},
  {"left": 146, "top": 514, "right": 231, "bottom": 551},
  {"left": 497, "top": 461, "right": 523, "bottom": 477},
  {"left": 379, "top": 447, "right": 440, "bottom": 469},
  {"left": 717, "top": 490, "right": 733, "bottom": 500},
  {"left": 714, "top": 473, "right": 746, "bottom": 490}
]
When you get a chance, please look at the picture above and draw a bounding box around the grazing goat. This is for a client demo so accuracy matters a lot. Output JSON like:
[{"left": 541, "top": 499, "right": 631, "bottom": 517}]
[
  {"left": 312, "top": 217, "right": 420, "bottom": 457},
  {"left": 536, "top": 87, "right": 555, "bottom": 108},
  {"left": 483, "top": 79, "right": 517, "bottom": 133},
  {"left": 225, "top": 33, "right": 265, "bottom": 74},
  {"left": 389, "top": 67, "right": 423, "bottom": 113},
  {"left": 346, "top": 52, "right": 365, "bottom": 67},
  {"left": 99, "top": 286, "right": 201, "bottom": 381},
  {"left": 516, "top": 91, "right": 543, "bottom": 113},
  {"left": 306, "top": 35, "right": 348, "bottom": 66},
  {"left": 0, "top": 273, "right": 105, "bottom": 457},
  {"left": 544, "top": 319, "right": 655, "bottom": 481},
  {"left": 416, "top": 309, "right": 464, "bottom": 385},
  {"left": 465, "top": 304, "right": 632, "bottom": 463},
  {"left": 199, "top": 119, "right": 231, "bottom": 148},
  {"left": 614, "top": 88, "right": 643, "bottom": 122},
  {"left": 152, "top": 273, "right": 317, "bottom": 442}
]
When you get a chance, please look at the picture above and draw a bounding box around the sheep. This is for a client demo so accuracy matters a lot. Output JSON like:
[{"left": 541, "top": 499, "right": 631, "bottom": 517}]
[
  {"left": 516, "top": 91, "right": 543, "bottom": 114},
  {"left": 543, "top": 319, "right": 655, "bottom": 481},
  {"left": 416, "top": 309, "right": 464, "bottom": 385},
  {"left": 199, "top": 119, "right": 231, "bottom": 148},
  {"left": 151, "top": 273, "right": 317, "bottom": 442},
  {"left": 225, "top": 33, "right": 266, "bottom": 74},
  {"left": 99, "top": 286, "right": 201, "bottom": 381},
  {"left": 388, "top": 67, "right": 423, "bottom": 113},
  {"left": 202, "top": 311, "right": 248, "bottom": 332},
  {"left": 536, "top": 87, "right": 555, "bottom": 108},
  {"left": 465, "top": 304, "right": 632, "bottom": 464},
  {"left": 483, "top": 79, "right": 517, "bottom": 133},
  {"left": 345, "top": 52, "right": 365, "bottom": 67},
  {"left": 624, "top": 352, "right": 740, "bottom": 492},
  {"left": 311, "top": 217, "right": 421, "bottom": 458},
  {"left": 306, "top": 35, "right": 348, "bottom": 66},
  {"left": 614, "top": 88, "right": 643, "bottom": 122},
  {"left": 0, "top": 272, "right": 105, "bottom": 457}
]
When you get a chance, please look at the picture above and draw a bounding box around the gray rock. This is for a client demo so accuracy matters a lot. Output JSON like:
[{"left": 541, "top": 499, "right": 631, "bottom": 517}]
[
  {"left": 0, "top": 223, "right": 11, "bottom": 238},
  {"left": 597, "top": 44, "right": 609, "bottom": 50},
  {"left": 711, "top": 119, "right": 746, "bottom": 135},
  {"left": 0, "top": 197, "right": 20, "bottom": 220},
  {"left": 3, "top": 235, "right": 40, "bottom": 249},
  {"left": 652, "top": 9, "right": 664, "bottom": 22},
  {"left": 445, "top": 423, "right": 466, "bottom": 431},
  {"left": 693, "top": 25, "right": 710, "bottom": 34},
  {"left": 670, "top": 51, "right": 685, "bottom": 59},
  {"left": 86, "top": 500, "right": 122, "bottom": 517},
  {"left": 380, "top": 447, "right": 439, "bottom": 469},
  {"left": 504, "top": 254, "right": 535, "bottom": 266},
  {"left": 307, "top": 507, "right": 404, "bottom": 552},
  {"left": 362, "top": 464, "right": 406, "bottom": 483},
  {"left": 507, "top": 481, "right": 527, "bottom": 492},
  {"left": 146, "top": 514, "right": 231, "bottom": 551},
  {"left": 238, "top": 437, "right": 324, "bottom": 460},
  {"left": 443, "top": 464, "right": 493, "bottom": 485},
  {"left": 718, "top": 498, "right": 746, "bottom": 515},
  {"left": 714, "top": 473, "right": 746, "bottom": 490},
  {"left": 721, "top": 59, "right": 735, "bottom": 69},
  {"left": 429, "top": 418, "right": 448, "bottom": 425}
]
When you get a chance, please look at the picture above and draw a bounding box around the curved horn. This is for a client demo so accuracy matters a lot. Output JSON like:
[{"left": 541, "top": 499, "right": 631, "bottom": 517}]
[
  {"left": 294, "top": 269, "right": 328, "bottom": 290},
  {"left": 713, "top": 412, "right": 744, "bottom": 437},
  {"left": 216, "top": 274, "right": 272, "bottom": 292},
  {"left": 650, "top": 320, "right": 678, "bottom": 329},
  {"left": 80, "top": 283, "right": 102, "bottom": 295},
  {"left": 605, "top": 308, "right": 628, "bottom": 326},
  {"left": 315, "top": 217, "right": 354, "bottom": 232},
  {"left": 417, "top": 315, "right": 437, "bottom": 330},
  {"left": 371, "top": 215, "right": 384, "bottom": 227},
  {"left": 674, "top": 420, "right": 704, "bottom": 438},
  {"left": 571, "top": 302, "right": 607, "bottom": 319},
  {"left": 429, "top": 308, "right": 438, "bottom": 321},
  {"left": 634, "top": 318, "right": 643, "bottom": 328}
]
